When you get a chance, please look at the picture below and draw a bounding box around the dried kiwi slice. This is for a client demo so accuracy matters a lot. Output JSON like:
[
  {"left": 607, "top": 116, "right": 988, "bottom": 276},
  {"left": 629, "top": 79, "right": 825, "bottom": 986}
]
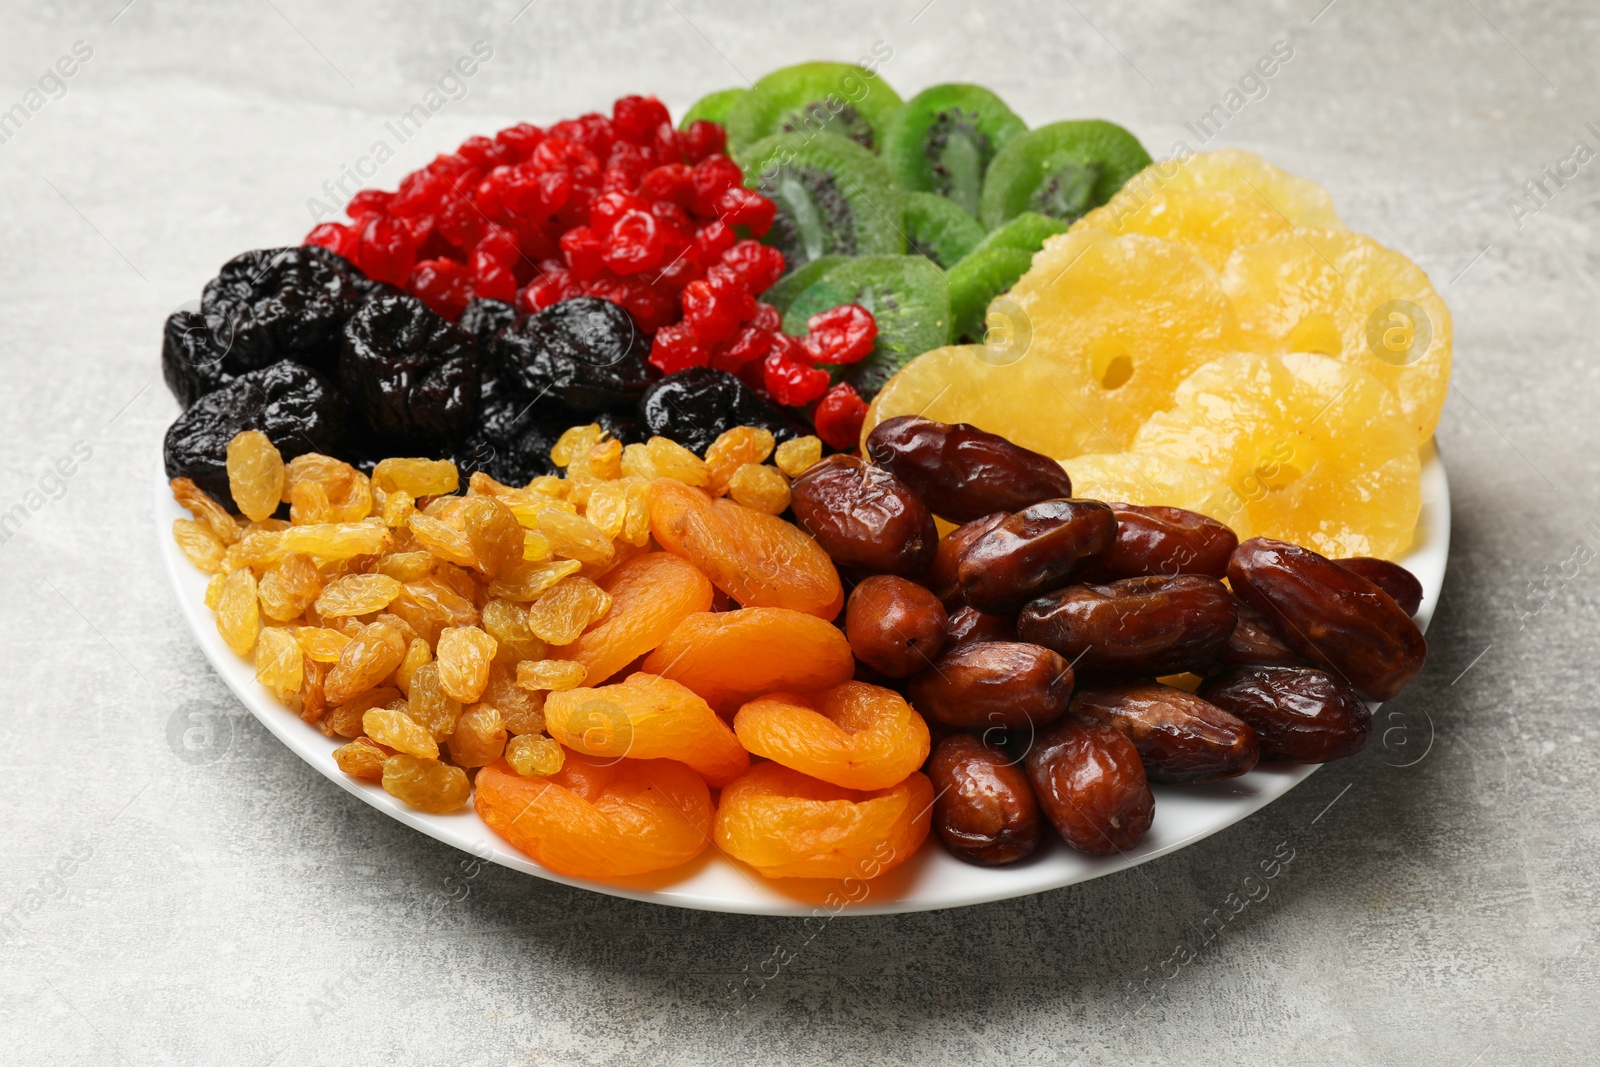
[
  {"left": 978, "top": 120, "right": 1152, "bottom": 229},
  {"left": 781, "top": 255, "right": 950, "bottom": 399},
  {"left": 679, "top": 87, "right": 745, "bottom": 129},
  {"left": 903, "top": 192, "right": 986, "bottom": 269},
  {"left": 723, "top": 61, "right": 904, "bottom": 155},
  {"left": 737, "top": 132, "right": 905, "bottom": 270},
  {"left": 964, "top": 210, "right": 1069, "bottom": 259},
  {"left": 947, "top": 247, "right": 1033, "bottom": 344},
  {"left": 761, "top": 254, "right": 847, "bottom": 313},
  {"left": 882, "top": 84, "right": 1027, "bottom": 217}
]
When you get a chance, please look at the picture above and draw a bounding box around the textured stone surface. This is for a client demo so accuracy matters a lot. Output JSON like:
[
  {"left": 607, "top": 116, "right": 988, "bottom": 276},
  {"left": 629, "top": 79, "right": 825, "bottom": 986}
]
[{"left": 2, "top": 1, "right": 1597, "bottom": 1063}]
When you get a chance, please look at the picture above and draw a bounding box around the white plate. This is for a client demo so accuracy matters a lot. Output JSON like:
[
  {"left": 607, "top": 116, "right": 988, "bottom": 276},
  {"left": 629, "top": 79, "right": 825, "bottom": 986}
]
[{"left": 158, "top": 442, "right": 1448, "bottom": 915}]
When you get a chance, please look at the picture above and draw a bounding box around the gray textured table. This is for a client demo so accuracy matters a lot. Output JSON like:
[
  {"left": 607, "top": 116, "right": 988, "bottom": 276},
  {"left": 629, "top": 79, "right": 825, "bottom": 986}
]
[{"left": 3, "top": 1, "right": 1596, "bottom": 1063}]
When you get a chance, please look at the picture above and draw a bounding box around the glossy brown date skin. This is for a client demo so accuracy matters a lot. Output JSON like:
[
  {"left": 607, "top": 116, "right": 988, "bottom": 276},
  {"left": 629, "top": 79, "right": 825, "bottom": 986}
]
[
  {"left": 1228, "top": 537, "right": 1426, "bottom": 701},
  {"left": 845, "top": 575, "right": 948, "bottom": 678},
  {"left": 1071, "top": 681, "right": 1259, "bottom": 784},
  {"left": 1335, "top": 556, "right": 1423, "bottom": 616},
  {"left": 907, "top": 641, "right": 1073, "bottom": 732},
  {"left": 865, "top": 415, "right": 1075, "bottom": 523},
  {"left": 1017, "top": 574, "right": 1238, "bottom": 676},
  {"left": 957, "top": 499, "right": 1116, "bottom": 614},
  {"left": 928, "top": 734, "right": 1040, "bottom": 865},
  {"left": 1199, "top": 666, "right": 1371, "bottom": 763},
  {"left": 1085, "top": 503, "right": 1238, "bottom": 581},
  {"left": 1026, "top": 716, "right": 1154, "bottom": 856},
  {"left": 789, "top": 455, "right": 937, "bottom": 578},
  {"left": 1219, "top": 600, "right": 1308, "bottom": 669},
  {"left": 945, "top": 605, "right": 1017, "bottom": 649},
  {"left": 922, "top": 512, "right": 1007, "bottom": 607}
]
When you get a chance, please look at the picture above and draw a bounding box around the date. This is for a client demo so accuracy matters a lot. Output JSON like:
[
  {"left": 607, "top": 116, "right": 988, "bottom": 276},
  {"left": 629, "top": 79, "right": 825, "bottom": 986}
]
[
  {"left": 927, "top": 734, "right": 1040, "bottom": 865},
  {"left": 1017, "top": 574, "right": 1238, "bottom": 676},
  {"left": 1071, "top": 681, "right": 1260, "bottom": 784},
  {"left": 957, "top": 499, "right": 1116, "bottom": 613},
  {"left": 789, "top": 454, "right": 937, "bottom": 578},
  {"left": 1199, "top": 666, "right": 1372, "bottom": 763},
  {"left": 1335, "top": 556, "right": 1423, "bottom": 616},
  {"left": 921, "top": 511, "right": 1008, "bottom": 607},
  {"left": 1219, "top": 600, "right": 1308, "bottom": 670},
  {"left": 1089, "top": 503, "right": 1238, "bottom": 581},
  {"left": 907, "top": 640, "right": 1073, "bottom": 731},
  {"left": 945, "top": 605, "right": 1018, "bottom": 649},
  {"left": 865, "top": 414, "right": 1075, "bottom": 523},
  {"left": 1026, "top": 716, "right": 1154, "bottom": 856},
  {"left": 845, "top": 575, "right": 948, "bottom": 678}
]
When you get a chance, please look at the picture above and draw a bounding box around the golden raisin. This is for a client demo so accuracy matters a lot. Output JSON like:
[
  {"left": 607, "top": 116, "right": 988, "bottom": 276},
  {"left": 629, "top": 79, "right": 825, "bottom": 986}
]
[
  {"left": 362, "top": 707, "right": 438, "bottom": 758},
  {"left": 215, "top": 568, "right": 260, "bottom": 655},
  {"left": 504, "top": 734, "right": 565, "bottom": 778},
  {"left": 706, "top": 426, "right": 776, "bottom": 495},
  {"left": 480, "top": 598, "right": 547, "bottom": 663},
  {"left": 254, "top": 626, "right": 304, "bottom": 698},
  {"left": 584, "top": 478, "right": 632, "bottom": 539},
  {"left": 407, "top": 512, "right": 476, "bottom": 567},
  {"left": 646, "top": 436, "right": 710, "bottom": 485},
  {"left": 296, "top": 626, "right": 350, "bottom": 663},
  {"left": 488, "top": 560, "right": 583, "bottom": 602},
  {"left": 481, "top": 664, "right": 546, "bottom": 734},
  {"left": 381, "top": 754, "right": 469, "bottom": 813},
  {"left": 258, "top": 553, "right": 322, "bottom": 622},
  {"left": 406, "top": 661, "right": 463, "bottom": 741},
  {"left": 727, "top": 464, "right": 791, "bottom": 514},
  {"left": 381, "top": 489, "right": 416, "bottom": 528},
  {"left": 775, "top": 435, "right": 824, "bottom": 478},
  {"left": 280, "top": 522, "right": 391, "bottom": 560},
  {"left": 525, "top": 577, "right": 612, "bottom": 645},
  {"left": 462, "top": 496, "right": 524, "bottom": 577},
  {"left": 226, "top": 430, "right": 286, "bottom": 523},
  {"left": 376, "top": 551, "right": 435, "bottom": 581},
  {"left": 372, "top": 457, "right": 460, "bottom": 497},
  {"left": 516, "top": 659, "right": 588, "bottom": 692},
  {"left": 172, "top": 477, "right": 241, "bottom": 544},
  {"left": 314, "top": 573, "right": 403, "bottom": 618},
  {"left": 552, "top": 424, "right": 604, "bottom": 467},
  {"left": 449, "top": 703, "right": 507, "bottom": 768},
  {"left": 435, "top": 626, "right": 497, "bottom": 703},
  {"left": 394, "top": 637, "right": 432, "bottom": 695},
  {"left": 284, "top": 455, "right": 372, "bottom": 524},
  {"left": 536, "top": 509, "right": 613, "bottom": 564},
  {"left": 321, "top": 686, "right": 400, "bottom": 739},
  {"left": 333, "top": 737, "right": 388, "bottom": 781},
  {"left": 173, "top": 519, "right": 226, "bottom": 573},
  {"left": 324, "top": 618, "right": 407, "bottom": 705},
  {"left": 522, "top": 529, "right": 553, "bottom": 561},
  {"left": 620, "top": 442, "right": 659, "bottom": 480}
]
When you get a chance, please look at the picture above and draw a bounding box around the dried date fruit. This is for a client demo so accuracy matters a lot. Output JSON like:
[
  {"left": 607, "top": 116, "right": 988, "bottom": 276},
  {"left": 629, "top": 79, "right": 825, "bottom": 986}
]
[
  {"left": 790, "top": 455, "right": 938, "bottom": 577},
  {"left": 944, "top": 605, "right": 1016, "bottom": 648},
  {"left": 845, "top": 575, "right": 948, "bottom": 678},
  {"left": 340, "top": 290, "right": 480, "bottom": 447},
  {"left": 1219, "top": 600, "right": 1307, "bottom": 670},
  {"left": 161, "top": 310, "right": 233, "bottom": 408},
  {"left": 1071, "top": 681, "right": 1259, "bottom": 784},
  {"left": 928, "top": 734, "right": 1040, "bottom": 866},
  {"left": 1087, "top": 503, "right": 1237, "bottom": 581},
  {"left": 164, "top": 361, "right": 347, "bottom": 504},
  {"left": 491, "top": 297, "right": 654, "bottom": 413},
  {"left": 1017, "top": 574, "right": 1238, "bottom": 677},
  {"left": 1335, "top": 556, "right": 1423, "bottom": 616},
  {"left": 638, "top": 367, "right": 807, "bottom": 456},
  {"left": 957, "top": 499, "right": 1116, "bottom": 613},
  {"left": 1026, "top": 715, "right": 1154, "bottom": 856},
  {"left": 1199, "top": 666, "right": 1372, "bottom": 763},
  {"left": 200, "top": 246, "right": 364, "bottom": 377},
  {"left": 1228, "top": 537, "right": 1426, "bottom": 701},
  {"left": 922, "top": 511, "right": 1007, "bottom": 608},
  {"left": 907, "top": 640, "right": 1073, "bottom": 732},
  {"left": 865, "top": 415, "right": 1074, "bottom": 523}
]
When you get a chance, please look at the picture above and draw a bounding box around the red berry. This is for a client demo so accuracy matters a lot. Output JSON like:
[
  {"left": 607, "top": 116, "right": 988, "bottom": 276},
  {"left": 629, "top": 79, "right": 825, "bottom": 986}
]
[
  {"left": 640, "top": 163, "right": 695, "bottom": 207},
  {"left": 763, "top": 350, "right": 831, "bottom": 407},
  {"left": 560, "top": 226, "right": 606, "bottom": 281},
  {"left": 813, "top": 382, "right": 870, "bottom": 451},
  {"left": 750, "top": 302, "right": 782, "bottom": 332},
  {"left": 720, "top": 240, "right": 786, "bottom": 295},
  {"left": 346, "top": 188, "right": 393, "bottom": 220},
  {"left": 681, "top": 278, "right": 740, "bottom": 343},
  {"left": 495, "top": 123, "right": 545, "bottom": 160},
  {"left": 521, "top": 267, "right": 580, "bottom": 311},
  {"left": 653, "top": 248, "right": 704, "bottom": 291},
  {"left": 690, "top": 155, "right": 744, "bottom": 217},
  {"left": 357, "top": 214, "right": 422, "bottom": 286},
  {"left": 803, "top": 303, "right": 877, "bottom": 364},
  {"left": 713, "top": 324, "right": 776, "bottom": 371},
  {"left": 716, "top": 187, "right": 777, "bottom": 237},
  {"left": 649, "top": 322, "right": 710, "bottom": 374},
  {"left": 305, "top": 222, "right": 358, "bottom": 260},
  {"left": 681, "top": 120, "right": 727, "bottom": 164},
  {"left": 458, "top": 135, "right": 507, "bottom": 167},
  {"left": 409, "top": 258, "right": 471, "bottom": 320},
  {"left": 602, "top": 209, "right": 666, "bottom": 275},
  {"left": 612, "top": 95, "right": 672, "bottom": 145},
  {"left": 652, "top": 124, "right": 685, "bottom": 167},
  {"left": 470, "top": 245, "right": 519, "bottom": 304},
  {"left": 530, "top": 136, "right": 599, "bottom": 179},
  {"left": 437, "top": 196, "right": 487, "bottom": 251},
  {"left": 694, "top": 220, "right": 737, "bottom": 262},
  {"left": 589, "top": 190, "right": 650, "bottom": 234}
]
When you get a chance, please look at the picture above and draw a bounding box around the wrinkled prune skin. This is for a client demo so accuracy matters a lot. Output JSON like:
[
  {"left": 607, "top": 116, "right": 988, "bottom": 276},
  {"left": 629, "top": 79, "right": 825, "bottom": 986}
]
[
  {"left": 1071, "top": 681, "right": 1259, "bottom": 784},
  {"left": 957, "top": 499, "right": 1116, "bottom": 613},
  {"left": 1335, "top": 556, "right": 1424, "bottom": 617},
  {"left": 790, "top": 455, "right": 938, "bottom": 577},
  {"left": 1199, "top": 666, "right": 1372, "bottom": 763},
  {"left": 161, "top": 310, "right": 234, "bottom": 408},
  {"left": 491, "top": 297, "right": 655, "bottom": 413},
  {"left": 1026, "top": 715, "right": 1154, "bottom": 856},
  {"left": 845, "top": 575, "right": 948, "bottom": 677},
  {"left": 1085, "top": 503, "right": 1238, "bottom": 581},
  {"left": 163, "top": 360, "right": 346, "bottom": 503},
  {"left": 593, "top": 410, "right": 644, "bottom": 445},
  {"left": 1218, "top": 600, "right": 1307, "bottom": 670},
  {"left": 866, "top": 415, "right": 1075, "bottom": 523},
  {"left": 908, "top": 640, "right": 1073, "bottom": 732},
  {"left": 928, "top": 735, "right": 1040, "bottom": 866},
  {"left": 638, "top": 367, "right": 808, "bottom": 455},
  {"left": 201, "top": 247, "right": 364, "bottom": 377},
  {"left": 451, "top": 394, "right": 560, "bottom": 486},
  {"left": 1018, "top": 574, "right": 1238, "bottom": 677},
  {"left": 340, "top": 290, "right": 480, "bottom": 448},
  {"left": 1228, "top": 537, "right": 1426, "bottom": 702},
  {"left": 457, "top": 297, "right": 519, "bottom": 348}
]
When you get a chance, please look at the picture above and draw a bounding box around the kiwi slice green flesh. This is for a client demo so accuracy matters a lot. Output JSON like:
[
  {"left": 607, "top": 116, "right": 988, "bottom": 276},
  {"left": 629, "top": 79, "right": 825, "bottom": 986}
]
[
  {"left": 883, "top": 83, "right": 1027, "bottom": 217},
  {"left": 724, "top": 61, "right": 905, "bottom": 156},
  {"left": 679, "top": 87, "right": 746, "bottom": 129},
  {"left": 947, "top": 247, "right": 1033, "bottom": 344},
  {"left": 782, "top": 255, "right": 950, "bottom": 399},
  {"left": 963, "top": 211, "right": 1069, "bottom": 260},
  {"left": 903, "top": 192, "right": 986, "bottom": 269},
  {"left": 737, "top": 132, "right": 905, "bottom": 271},
  {"left": 761, "top": 254, "right": 847, "bottom": 313},
  {"left": 978, "top": 120, "right": 1152, "bottom": 229}
]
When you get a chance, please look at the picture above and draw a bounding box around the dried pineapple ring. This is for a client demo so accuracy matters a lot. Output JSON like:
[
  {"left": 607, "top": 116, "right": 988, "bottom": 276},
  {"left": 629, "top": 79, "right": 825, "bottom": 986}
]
[
  {"left": 640, "top": 607, "right": 856, "bottom": 712},
  {"left": 544, "top": 672, "right": 749, "bottom": 787},
  {"left": 475, "top": 754, "right": 714, "bottom": 878},
  {"left": 1095, "top": 148, "right": 1341, "bottom": 232},
  {"left": 733, "top": 682, "right": 931, "bottom": 791},
  {"left": 713, "top": 763, "right": 934, "bottom": 880},
  {"left": 1074, "top": 188, "right": 1297, "bottom": 273},
  {"left": 1058, "top": 451, "right": 1254, "bottom": 539},
  {"left": 1221, "top": 227, "right": 1452, "bottom": 444},
  {"left": 1131, "top": 351, "right": 1421, "bottom": 559}
]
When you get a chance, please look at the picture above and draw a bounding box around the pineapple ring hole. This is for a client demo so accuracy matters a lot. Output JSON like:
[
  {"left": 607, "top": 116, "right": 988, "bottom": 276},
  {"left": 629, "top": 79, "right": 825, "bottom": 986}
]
[
  {"left": 1091, "top": 347, "right": 1135, "bottom": 391},
  {"left": 1287, "top": 314, "right": 1343, "bottom": 357}
]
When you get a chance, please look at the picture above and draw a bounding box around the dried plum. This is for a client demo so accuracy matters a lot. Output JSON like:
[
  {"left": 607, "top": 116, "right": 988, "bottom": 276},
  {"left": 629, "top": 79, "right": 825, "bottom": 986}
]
[
  {"left": 201, "top": 247, "right": 363, "bottom": 377},
  {"left": 339, "top": 290, "right": 480, "bottom": 448},
  {"left": 163, "top": 360, "right": 347, "bottom": 503},
  {"left": 638, "top": 367, "right": 808, "bottom": 455},
  {"left": 161, "top": 309, "right": 234, "bottom": 408},
  {"left": 593, "top": 411, "right": 644, "bottom": 445},
  {"left": 490, "top": 297, "right": 655, "bottom": 413},
  {"left": 451, "top": 394, "right": 561, "bottom": 486},
  {"left": 458, "top": 297, "right": 518, "bottom": 347}
]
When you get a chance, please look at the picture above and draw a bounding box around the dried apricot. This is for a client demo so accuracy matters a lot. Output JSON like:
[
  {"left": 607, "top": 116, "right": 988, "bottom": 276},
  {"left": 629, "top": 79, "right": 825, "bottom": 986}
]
[
  {"left": 544, "top": 673, "right": 749, "bottom": 787},
  {"left": 555, "top": 552, "right": 714, "bottom": 686},
  {"left": 713, "top": 763, "right": 934, "bottom": 880},
  {"left": 648, "top": 479, "right": 843, "bottom": 619},
  {"left": 733, "top": 682, "right": 930, "bottom": 790},
  {"left": 474, "top": 754, "right": 714, "bottom": 878},
  {"left": 640, "top": 608, "right": 855, "bottom": 711}
]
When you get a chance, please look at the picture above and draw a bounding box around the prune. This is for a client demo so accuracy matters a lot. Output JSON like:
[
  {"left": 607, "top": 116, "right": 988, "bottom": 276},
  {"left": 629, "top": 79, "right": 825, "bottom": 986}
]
[
  {"left": 492, "top": 297, "right": 655, "bottom": 413},
  {"left": 201, "top": 246, "right": 363, "bottom": 377},
  {"left": 922, "top": 511, "right": 1007, "bottom": 608},
  {"left": 340, "top": 290, "right": 480, "bottom": 448},
  {"left": 163, "top": 360, "right": 347, "bottom": 504},
  {"left": 1336, "top": 556, "right": 1424, "bottom": 616},
  {"left": 1026, "top": 715, "right": 1154, "bottom": 856},
  {"left": 451, "top": 395, "right": 561, "bottom": 486},
  {"left": 945, "top": 605, "right": 1016, "bottom": 648},
  {"left": 1219, "top": 600, "right": 1307, "bottom": 670},
  {"left": 593, "top": 411, "right": 644, "bottom": 445},
  {"left": 161, "top": 309, "right": 234, "bottom": 408},
  {"left": 845, "top": 575, "right": 948, "bottom": 677},
  {"left": 1228, "top": 537, "right": 1426, "bottom": 701},
  {"left": 790, "top": 456, "right": 937, "bottom": 577},
  {"left": 907, "top": 641, "right": 1073, "bottom": 732},
  {"left": 866, "top": 415, "right": 1075, "bottom": 523},
  {"left": 1199, "top": 666, "right": 1372, "bottom": 763},
  {"left": 1071, "top": 681, "right": 1259, "bottom": 784},
  {"left": 457, "top": 297, "right": 519, "bottom": 347},
  {"left": 957, "top": 499, "right": 1116, "bottom": 613},
  {"left": 1017, "top": 574, "right": 1238, "bottom": 676},
  {"left": 928, "top": 735, "right": 1040, "bottom": 866},
  {"left": 639, "top": 367, "right": 808, "bottom": 455},
  {"left": 1086, "top": 503, "right": 1237, "bottom": 581}
]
